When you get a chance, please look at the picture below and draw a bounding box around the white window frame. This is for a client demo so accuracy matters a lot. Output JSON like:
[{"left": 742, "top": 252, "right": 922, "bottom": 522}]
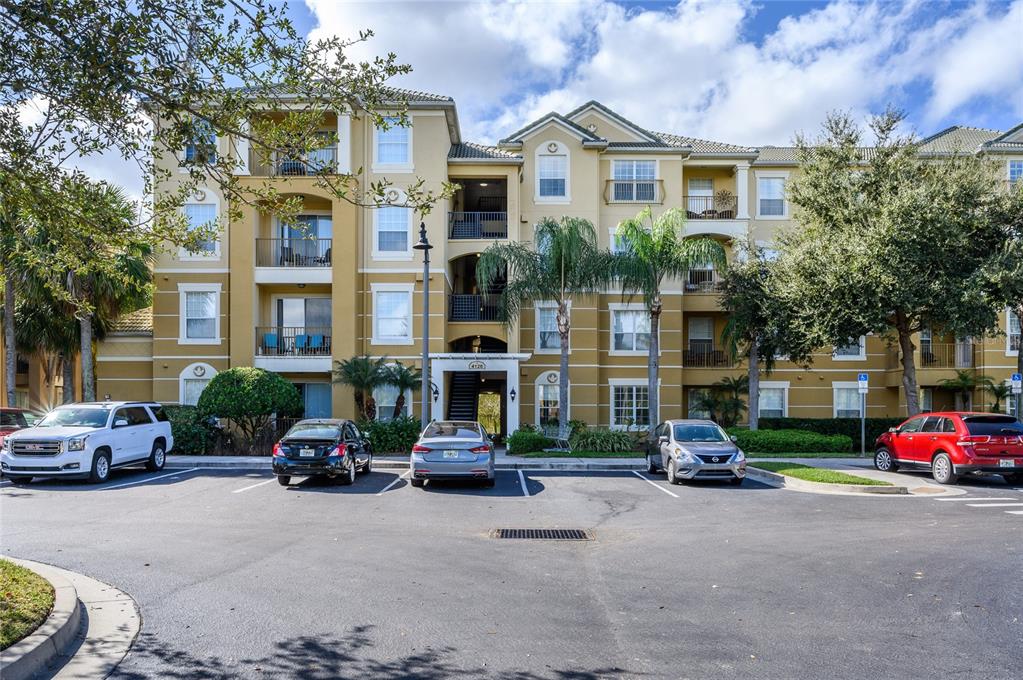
[
  {"left": 372, "top": 205, "right": 413, "bottom": 261},
  {"left": 609, "top": 303, "right": 654, "bottom": 356},
  {"left": 179, "top": 119, "right": 218, "bottom": 168},
  {"left": 177, "top": 283, "right": 222, "bottom": 345},
  {"left": 534, "top": 301, "right": 568, "bottom": 355},
  {"left": 920, "top": 387, "right": 933, "bottom": 413},
  {"left": 1005, "top": 381, "right": 1018, "bottom": 418},
  {"left": 611, "top": 159, "right": 658, "bottom": 203},
  {"left": 1007, "top": 307, "right": 1020, "bottom": 357},
  {"left": 373, "top": 381, "right": 413, "bottom": 421},
  {"left": 370, "top": 282, "right": 415, "bottom": 346},
  {"left": 832, "top": 381, "right": 862, "bottom": 418},
  {"left": 608, "top": 378, "right": 655, "bottom": 430},
  {"left": 754, "top": 171, "right": 789, "bottom": 220},
  {"left": 833, "top": 336, "right": 866, "bottom": 361},
  {"left": 535, "top": 141, "right": 570, "bottom": 204},
  {"left": 178, "top": 189, "right": 221, "bottom": 260},
  {"left": 372, "top": 115, "right": 413, "bottom": 173},
  {"left": 534, "top": 370, "right": 569, "bottom": 431},
  {"left": 1009, "top": 159, "right": 1023, "bottom": 185},
  {"left": 179, "top": 362, "right": 217, "bottom": 405},
  {"left": 758, "top": 381, "right": 790, "bottom": 418}
]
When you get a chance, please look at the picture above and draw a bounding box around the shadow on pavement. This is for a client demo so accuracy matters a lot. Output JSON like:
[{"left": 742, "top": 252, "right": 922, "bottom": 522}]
[
  {"left": 283, "top": 470, "right": 407, "bottom": 495},
  {"left": 419, "top": 471, "right": 543, "bottom": 497},
  {"left": 114, "top": 626, "right": 636, "bottom": 679}
]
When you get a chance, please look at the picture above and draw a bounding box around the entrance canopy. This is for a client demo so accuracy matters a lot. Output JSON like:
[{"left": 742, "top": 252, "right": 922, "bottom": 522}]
[{"left": 429, "top": 353, "right": 530, "bottom": 432}]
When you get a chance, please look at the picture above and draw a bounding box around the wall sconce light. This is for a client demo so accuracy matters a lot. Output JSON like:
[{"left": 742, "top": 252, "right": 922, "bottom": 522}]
[
  {"left": 509, "top": 388, "right": 517, "bottom": 402},
  {"left": 430, "top": 382, "right": 439, "bottom": 402}
]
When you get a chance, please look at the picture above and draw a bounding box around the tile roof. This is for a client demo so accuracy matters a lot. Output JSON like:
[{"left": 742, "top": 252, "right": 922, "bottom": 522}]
[
  {"left": 499, "top": 112, "right": 606, "bottom": 145},
  {"left": 653, "top": 132, "right": 757, "bottom": 155},
  {"left": 754, "top": 146, "right": 880, "bottom": 165},
  {"left": 379, "top": 86, "right": 453, "bottom": 104},
  {"left": 448, "top": 142, "right": 522, "bottom": 161},
  {"left": 109, "top": 307, "right": 153, "bottom": 335},
  {"left": 563, "top": 101, "right": 661, "bottom": 143},
  {"left": 981, "top": 122, "right": 1023, "bottom": 152},
  {"left": 918, "top": 125, "right": 1002, "bottom": 154}
]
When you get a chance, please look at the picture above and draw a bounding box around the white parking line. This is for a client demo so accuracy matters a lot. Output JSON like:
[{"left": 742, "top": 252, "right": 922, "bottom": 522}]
[
  {"left": 518, "top": 470, "right": 530, "bottom": 497},
  {"left": 632, "top": 470, "right": 679, "bottom": 498},
  {"left": 376, "top": 471, "right": 409, "bottom": 496},
  {"left": 232, "top": 477, "right": 276, "bottom": 494},
  {"left": 1005, "top": 510, "right": 1023, "bottom": 515},
  {"left": 100, "top": 468, "right": 199, "bottom": 491},
  {"left": 936, "top": 497, "right": 1012, "bottom": 502},
  {"left": 965, "top": 502, "right": 1023, "bottom": 508},
  {"left": 0, "top": 481, "right": 11, "bottom": 487}
]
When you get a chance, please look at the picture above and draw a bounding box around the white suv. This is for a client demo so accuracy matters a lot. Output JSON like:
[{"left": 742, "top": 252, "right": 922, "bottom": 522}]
[{"left": 1, "top": 401, "right": 174, "bottom": 484}]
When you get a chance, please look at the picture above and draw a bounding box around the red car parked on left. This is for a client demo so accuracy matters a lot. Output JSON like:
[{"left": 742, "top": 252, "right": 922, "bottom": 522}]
[{"left": 0, "top": 407, "right": 32, "bottom": 452}]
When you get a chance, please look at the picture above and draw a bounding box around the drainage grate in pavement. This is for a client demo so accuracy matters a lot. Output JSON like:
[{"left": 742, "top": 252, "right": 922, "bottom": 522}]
[{"left": 492, "top": 528, "right": 591, "bottom": 540}]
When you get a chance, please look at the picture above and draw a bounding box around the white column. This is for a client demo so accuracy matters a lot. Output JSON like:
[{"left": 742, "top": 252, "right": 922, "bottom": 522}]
[
  {"left": 735, "top": 162, "right": 750, "bottom": 219},
  {"left": 431, "top": 366, "right": 444, "bottom": 423},
  {"left": 506, "top": 365, "right": 520, "bottom": 434},
  {"left": 235, "top": 119, "right": 250, "bottom": 175},
  {"left": 336, "top": 112, "right": 352, "bottom": 174}
]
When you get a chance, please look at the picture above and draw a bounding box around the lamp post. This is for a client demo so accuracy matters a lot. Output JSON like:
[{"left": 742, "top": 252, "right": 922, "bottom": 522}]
[{"left": 413, "top": 221, "right": 433, "bottom": 427}]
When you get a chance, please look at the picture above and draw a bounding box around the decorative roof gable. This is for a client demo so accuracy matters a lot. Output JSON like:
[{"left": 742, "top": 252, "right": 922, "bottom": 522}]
[
  {"left": 498, "top": 112, "right": 607, "bottom": 148},
  {"left": 563, "top": 100, "right": 661, "bottom": 144}
]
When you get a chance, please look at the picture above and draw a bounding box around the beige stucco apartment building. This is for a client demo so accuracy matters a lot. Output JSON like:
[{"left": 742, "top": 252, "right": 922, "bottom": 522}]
[{"left": 89, "top": 92, "right": 1023, "bottom": 435}]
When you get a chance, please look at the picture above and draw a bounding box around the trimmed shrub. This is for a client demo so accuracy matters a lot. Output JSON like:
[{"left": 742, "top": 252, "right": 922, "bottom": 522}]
[
  {"left": 758, "top": 417, "right": 904, "bottom": 451},
  {"left": 196, "top": 367, "right": 303, "bottom": 447},
  {"left": 507, "top": 429, "right": 555, "bottom": 455},
  {"left": 727, "top": 427, "right": 853, "bottom": 454},
  {"left": 163, "top": 405, "right": 213, "bottom": 455},
  {"left": 569, "top": 427, "right": 633, "bottom": 453},
  {"left": 360, "top": 416, "right": 421, "bottom": 454}
]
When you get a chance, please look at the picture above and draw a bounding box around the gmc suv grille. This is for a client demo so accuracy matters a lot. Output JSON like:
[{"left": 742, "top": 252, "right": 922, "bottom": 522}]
[{"left": 11, "top": 440, "right": 62, "bottom": 456}]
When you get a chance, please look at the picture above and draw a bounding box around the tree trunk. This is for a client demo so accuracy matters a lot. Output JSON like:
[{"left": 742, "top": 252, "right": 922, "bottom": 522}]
[
  {"left": 557, "top": 301, "right": 570, "bottom": 441},
  {"left": 748, "top": 336, "right": 760, "bottom": 430},
  {"left": 80, "top": 314, "right": 95, "bottom": 401},
  {"left": 393, "top": 393, "right": 405, "bottom": 420},
  {"left": 898, "top": 324, "right": 920, "bottom": 417},
  {"left": 647, "top": 303, "right": 661, "bottom": 431},
  {"left": 4, "top": 274, "right": 15, "bottom": 407},
  {"left": 62, "top": 353, "right": 75, "bottom": 403},
  {"left": 354, "top": 392, "right": 366, "bottom": 421}
]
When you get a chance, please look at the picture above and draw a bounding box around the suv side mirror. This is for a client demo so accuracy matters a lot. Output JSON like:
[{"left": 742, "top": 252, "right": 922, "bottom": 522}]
[
  {"left": 113, "top": 418, "right": 129, "bottom": 428},
  {"left": 657, "top": 435, "right": 669, "bottom": 444}
]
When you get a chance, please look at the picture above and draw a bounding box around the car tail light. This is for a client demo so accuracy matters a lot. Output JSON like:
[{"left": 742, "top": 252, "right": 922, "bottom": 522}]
[
  {"left": 469, "top": 445, "right": 489, "bottom": 453},
  {"left": 957, "top": 435, "right": 991, "bottom": 447},
  {"left": 272, "top": 443, "right": 284, "bottom": 457},
  {"left": 412, "top": 444, "right": 431, "bottom": 453}
]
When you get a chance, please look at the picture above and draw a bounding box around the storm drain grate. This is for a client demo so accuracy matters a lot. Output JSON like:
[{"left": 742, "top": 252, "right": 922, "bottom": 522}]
[{"left": 492, "top": 528, "right": 591, "bottom": 540}]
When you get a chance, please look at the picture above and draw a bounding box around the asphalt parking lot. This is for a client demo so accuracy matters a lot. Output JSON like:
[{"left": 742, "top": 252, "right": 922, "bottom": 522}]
[{"left": 2, "top": 467, "right": 1022, "bottom": 679}]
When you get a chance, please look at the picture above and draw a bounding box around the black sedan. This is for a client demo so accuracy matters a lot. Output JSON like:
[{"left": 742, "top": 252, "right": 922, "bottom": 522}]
[{"left": 271, "top": 419, "right": 372, "bottom": 486}]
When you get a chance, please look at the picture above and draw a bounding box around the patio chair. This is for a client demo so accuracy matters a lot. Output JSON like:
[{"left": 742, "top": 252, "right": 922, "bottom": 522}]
[
  {"left": 308, "top": 335, "right": 325, "bottom": 354},
  {"left": 294, "top": 334, "right": 309, "bottom": 354},
  {"left": 262, "top": 333, "right": 279, "bottom": 355}
]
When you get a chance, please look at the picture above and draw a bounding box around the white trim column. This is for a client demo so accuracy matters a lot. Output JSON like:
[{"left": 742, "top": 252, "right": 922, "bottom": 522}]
[
  {"left": 507, "top": 367, "right": 520, "bottom": 434},
  {"left": 336, "top": 111, "right": 352, "bottom": 174},
  {"left": 432, "top": 368, "right": 445, "bottom": 423},
  {"left": 734, "top": 162, "right": 750, "bottom": 219}
]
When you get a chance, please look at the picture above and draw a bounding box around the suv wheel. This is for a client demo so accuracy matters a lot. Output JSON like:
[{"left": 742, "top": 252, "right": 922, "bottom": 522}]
[
  {"left": 931, "top": 452, "right": 958, "bottom": 485},
  {"left": 874, "top": 448, "right": 896, "bottom": 472},
  {"left": 89, "top": 451, "right": 111, "bottom": 483},
  {"left": 146, "top": 442, "right": 166, "bottom": 471}
]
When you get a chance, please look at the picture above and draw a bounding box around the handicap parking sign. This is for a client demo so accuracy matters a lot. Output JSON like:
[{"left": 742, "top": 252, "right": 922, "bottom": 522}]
[{"left": 1012, "top": 373, "right": 1022, "bottom": 394}]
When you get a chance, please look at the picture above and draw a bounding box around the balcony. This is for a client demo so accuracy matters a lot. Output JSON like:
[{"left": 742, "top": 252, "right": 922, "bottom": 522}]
[
  {"left": 684, "top": 268, "right": 722, "bottom": 293},
  {"left": 448, "top": 294, "right": 504, "bottom": 322},
  {"left": 254, "top": 326, "right": 332, "bottom": 372},
  {"left": 448, "top": 212, "right": 508, "bottom": 239},
  {"left": 604, "top": 180, "right": 665, "bottom": 204},
  {"left": 682, "top": 343, "right": 736, "bottom": 368},
  {"left": 249, "top": 147, "right": 338, "bottom": 177},
  {"left": 918, "top": 342, "right": 975, "bottom": 369},
  {"left": 256, "top": 239, "right": 332, "bottom": 267},
  {"left": 684, "top": 195, "right": 738, "bottom": 220}
]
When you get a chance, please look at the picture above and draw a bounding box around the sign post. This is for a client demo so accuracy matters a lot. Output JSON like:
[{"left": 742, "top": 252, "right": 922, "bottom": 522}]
[
  {"left": 1012, "top": 373, "right": 1022, "bottom": 421},
  {"left": 857, "top": 373, "right": 869, "bottom": 457}
]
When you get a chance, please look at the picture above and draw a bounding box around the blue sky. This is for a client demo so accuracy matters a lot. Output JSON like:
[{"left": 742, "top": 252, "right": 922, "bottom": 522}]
[{"left": 297, "top": 0, "right": 1023, "bottom": 146}]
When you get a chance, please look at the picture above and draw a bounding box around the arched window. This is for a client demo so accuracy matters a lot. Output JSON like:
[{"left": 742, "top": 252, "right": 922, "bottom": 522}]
[{"left": 179, "top": 363, "right": 217, "bottom": 406}]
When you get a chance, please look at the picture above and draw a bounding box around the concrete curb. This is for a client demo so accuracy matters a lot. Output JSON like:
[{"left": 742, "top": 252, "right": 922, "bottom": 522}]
[
  {"left": 745, "top": 467, "right": 910, "bottom": 495},
  {"left": 0, "top": 558, "right": 81, "bottom": 680}
]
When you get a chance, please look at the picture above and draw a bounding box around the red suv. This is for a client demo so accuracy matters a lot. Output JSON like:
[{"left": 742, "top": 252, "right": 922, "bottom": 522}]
[
  {"left": 874, "top": 412, "right": 1023, "bottom": 485},
  {"left": 0, "top": 407, "right": 31, "bottom": 452}
]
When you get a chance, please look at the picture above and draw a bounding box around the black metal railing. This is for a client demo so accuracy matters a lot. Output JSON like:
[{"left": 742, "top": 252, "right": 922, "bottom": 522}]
[
  {"left": 249, "top": 147, "right": 337, "bottom": 176},
  {"left": 448, "top": 294, "right": 504, "bottom": 322},
  {"left": 685, "top": 268, "right": 721, "bottom": 293},
  {"left": 682, "top": 344, "right": 735, "bottom": 368},
  {"left": 255, "top": 239, "right": 332, "bottom": 267},
  {"left": 918, "top": 342, "right": 975, "bottom": 369},
  {"left": 256, "top": 326, "right": 332, "bottom": 356},
  {"left": 684, "top": 195, "right": 737, "bottom": 220},
  {"left": 608, "top": 180, "right": 660, "bottom": 203},
  {"left": 447, "top": 212, "right": 508, "bottom": 239}
]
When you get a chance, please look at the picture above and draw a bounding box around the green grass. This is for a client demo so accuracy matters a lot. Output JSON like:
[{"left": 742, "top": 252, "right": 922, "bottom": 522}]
[
  {"left": 750, "top": 462, "right": 892, "bottom": 486},
  {"left": 747, "top": 451, "right": 861, "bottom": 459},
  {"left": 514, "top": 450, "right": 645, "bottom": 458},
  {"left": 0, "top": 559, "right": 55, "bottom": 650}
]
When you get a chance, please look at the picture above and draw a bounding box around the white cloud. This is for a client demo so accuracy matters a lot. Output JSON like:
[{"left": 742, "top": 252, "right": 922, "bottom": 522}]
[{"left": 306, "top": 0, "right": 1023, "bottom": 145}]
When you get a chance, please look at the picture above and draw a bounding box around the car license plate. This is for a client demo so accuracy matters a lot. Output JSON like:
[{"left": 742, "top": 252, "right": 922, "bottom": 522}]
[
  {"left": 443, "top": 450, "right": 460, "bottom": 459},
  {"left": 999, "top": 459, "right": 1015, "bottom": 468},
  {"left": 300, "top": 448, "right": 315, "bottom": 458}
]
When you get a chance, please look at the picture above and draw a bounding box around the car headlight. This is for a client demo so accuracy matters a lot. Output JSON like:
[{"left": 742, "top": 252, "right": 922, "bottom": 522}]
[
  {"left": 67, "top": 437, "right": 88, "bottom": 452},
  {"left": 674, "top": 448, "right": 693, "bottom": 462},
  {"left": 1, "top": 438, "right": 9, "bottom": 452},
  {"left": 733, "top": 449, "right": 745, "bottom": 462}
]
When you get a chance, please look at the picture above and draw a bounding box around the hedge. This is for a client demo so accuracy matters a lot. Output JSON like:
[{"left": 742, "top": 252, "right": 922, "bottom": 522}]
[
  {"left": 507, "top": 429, "right": 555, "bottom": 455},
  {"left": 727, "top": 428, "right": 853, "bottom": 454},
  {"left": 164, "top": 405, "right": 212, "bottom": 455},
  {"left": 569, "top": 427, "right": 633, "bottom": 453},
  {"left": 359, "top": 416, "right": 421, "bottom": 454},
  {"left": 757, "top": 417, "right": 904, "bottom": 451}
]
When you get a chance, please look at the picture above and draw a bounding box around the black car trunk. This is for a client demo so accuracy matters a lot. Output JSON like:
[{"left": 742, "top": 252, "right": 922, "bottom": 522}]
[{"left": 279, "top": 438, "right": 338, "bottom": 460}]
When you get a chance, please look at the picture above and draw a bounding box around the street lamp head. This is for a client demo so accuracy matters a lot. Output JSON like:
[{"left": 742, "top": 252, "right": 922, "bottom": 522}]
[{"left": 412, "top": 221, "right": 433, "bottom": 251}]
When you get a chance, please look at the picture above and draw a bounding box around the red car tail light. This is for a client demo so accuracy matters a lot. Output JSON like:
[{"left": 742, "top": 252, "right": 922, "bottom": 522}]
[
  {"left": 272, "top": 443, "right": 284, "bottom": 457},
  {"left": 412, "top": 444, "right": 431, "bottom": 453},
  {"left": 469, "top": 445, "right": 489, "bottom": 453},
  {"left": 957, "top": 435, "right": 991, "bottom": 447}
]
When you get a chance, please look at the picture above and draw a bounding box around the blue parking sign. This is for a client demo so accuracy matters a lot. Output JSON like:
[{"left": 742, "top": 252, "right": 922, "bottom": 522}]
[{"left": 857, "top": 373, "right": 869, "bottom": 383}]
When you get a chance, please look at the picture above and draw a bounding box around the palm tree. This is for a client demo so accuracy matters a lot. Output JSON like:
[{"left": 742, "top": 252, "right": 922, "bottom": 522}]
[
  {"left": 615, "top": 207, "right": 726, "bottom": 429},
  {"left": 14, "top": 297, "right": 79, "bottom": 404},
  {"left": 332, "top": 355, "right": 388, "bottom": 420},
  {"left": 984, "top": 382, "right": 1012, "bottom": 413},
  {"left": 938, "top": 369, "right": 994, "bottom": 411},
  {"left": 384, "top": 361, "right": 421, "bottom": 420},
  {"left": 477, "top": 216, "right": 616, "bottom": 439}
]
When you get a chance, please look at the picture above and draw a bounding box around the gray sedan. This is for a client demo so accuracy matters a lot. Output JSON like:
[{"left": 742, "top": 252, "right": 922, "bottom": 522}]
[
  {"left": 646, "top": 419, "right": 746, "bottom": 485},
  {"left": 409, "top": 421, "right": 496, "bottom": 488}
]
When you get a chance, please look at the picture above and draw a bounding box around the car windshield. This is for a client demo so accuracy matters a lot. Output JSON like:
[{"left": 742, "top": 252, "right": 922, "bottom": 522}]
[
  {"left": 285, "top": 423, "right": 341, "bottom": 440},
  {"left": 36, "top": 408, "right": 110, "bottom": 428},
  {"left": 423, "top": 422, "right": 481, "bottom": 439},
  {"left": 963, "top": 416, "right": 1023, "bottom": 437},
  {"left": 673, "top": 424, "right": 729, "bottom": 442},
  {"left": 1, "top": 411, "right": 27, "bottom": 428}
]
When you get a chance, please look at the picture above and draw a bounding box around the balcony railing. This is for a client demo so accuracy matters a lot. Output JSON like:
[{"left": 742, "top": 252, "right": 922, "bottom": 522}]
[
  {"left": 683, "top": 343, "right": 736, "bottom": 368},
  {"left": 249, "top": 147, "right": 338, "bottom": 176},
  {"left": 684, "top": 195, "right": 738, "bottom": 220},
  {"left": 605, "top": 180, "right": 664, "bottom": 204},
  {"left": 256, "top": 326, "right": 332, "bottom": 357},
  {"left": 256, "top": 239, "right": 332, "bottom": 267},
  {"left": 918, "top": 342, "right": 975, "bottom": 369},
  {"left": 685, "top": 268, "right": 722, "bottom": 293},
  {"left": 448, "top": 212, "right": 508, "bottom": 239},
  {"left": 448, "top": 294, "right": 504, "bottom": 322}
]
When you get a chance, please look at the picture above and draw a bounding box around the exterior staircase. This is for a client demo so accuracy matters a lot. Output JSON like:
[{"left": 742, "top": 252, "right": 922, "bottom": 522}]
[{"left": 447, "top": 372, "right": 480, "bottom": 421}]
